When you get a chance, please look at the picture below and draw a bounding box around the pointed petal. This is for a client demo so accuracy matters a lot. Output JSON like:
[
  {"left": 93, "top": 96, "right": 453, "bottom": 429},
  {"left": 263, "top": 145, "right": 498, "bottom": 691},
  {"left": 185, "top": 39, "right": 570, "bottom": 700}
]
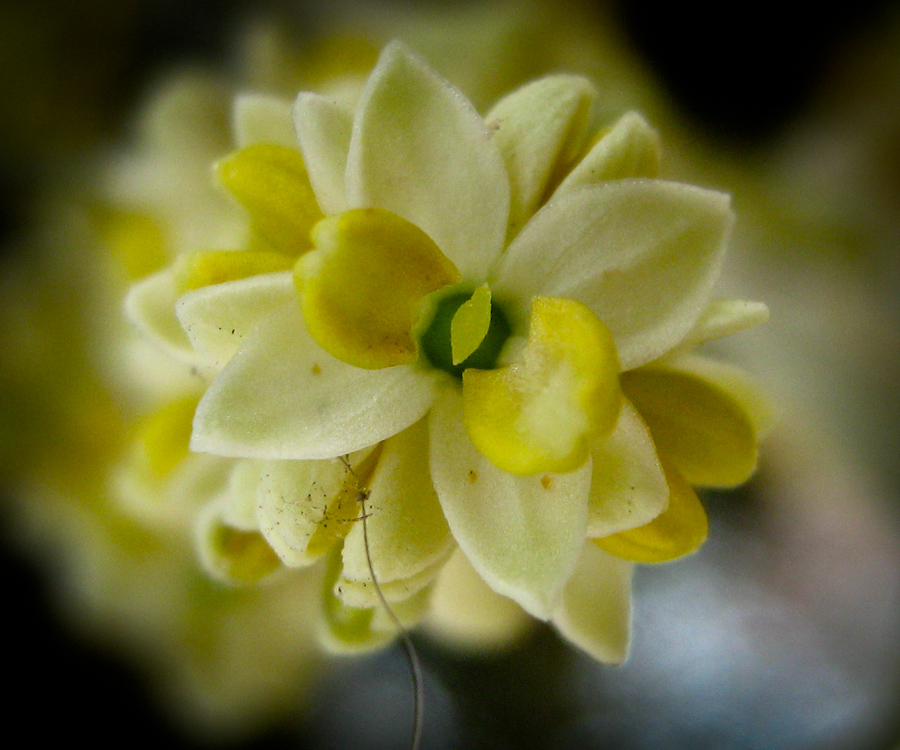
[
  {"left": 125, "top": 268, "right": 206, "bottom": 368},
  {"left": 429, "top": 386, "right": 591, "bottom": 619},
  {"left": 293, "top": 92, "right": 354, "bottom": 216},
  {"left": 554, "top": 111, "right": 661, "bottom": 195},
  {"left": 425, "top": 549, "right": 532, "bottom": 652},
  {"left": 493, "top": 180, "right": 734, "bottom": 370},
  {"left": 338, "top": 419, "right": 454, "bottom": 607},
  {"left": 679, "top": 298, "right": 770, "bottom": 350},
  {"left": 233, "top": 93, "right": 296, "bottom": 148},
  {"left": 346, "top": 41, "right": 509, "bottom": 281},
  {"left": 587, "top": 398, "right": 669, "bottom": 537},
  {"left": 595, "top": 460, "right": 708, "bottom": 563},
  {"left": 191, "top": 301, "right": 437, "bottom": 459},
  {"left": 485, "top": 75, "right": 595, "bottom": 239},
  {"left": 552, "top": 544, "right": 632, "bottom": 664},
  {"left": 622, "top": 357, "right": 763, "bottom": 487},
  {"left": 176, "top": 270, "right": 295, "bottom": 371},
  {"left": 216, "top": 144, "right": 323, "bottom": 255}
]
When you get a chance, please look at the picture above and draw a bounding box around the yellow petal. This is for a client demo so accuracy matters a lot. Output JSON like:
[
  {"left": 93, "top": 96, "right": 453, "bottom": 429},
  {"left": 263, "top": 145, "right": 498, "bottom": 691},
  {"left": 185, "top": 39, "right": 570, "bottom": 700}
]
[
  {"left": 463, "top": 296, "right": 620, "bottom": 475},
  {"left": 132, "top": 395, "right": 199, "bottom": 482},
  {"left": 202, "top": 523, "right": 283, "bottom": 584},
  {"left": 216, "top": 143, "right": 323, "bottom": 255},
  {"left": 99, "top": 210, "right": 169, "bottom": 281},
  {"left": 595, "top": 460, "right": 707, "bottom": 563},
  {"left": 622, "top": 363, "right": 758, "bottom": 487},
  {"left": 451, "top": 284, "right": 492, "bottom": 365},
  {"left": 174, "top": 249, "right": 296, "bottom": 293},
  {"left": 298, "top": 208, "right": 461, "bottom": 369}
]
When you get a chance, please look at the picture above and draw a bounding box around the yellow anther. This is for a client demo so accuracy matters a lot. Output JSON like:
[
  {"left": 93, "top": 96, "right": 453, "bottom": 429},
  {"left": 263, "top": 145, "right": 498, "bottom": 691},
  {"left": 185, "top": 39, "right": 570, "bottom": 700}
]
[
  {"left": 216, "top": 144, "right": 323, "bottom": 255},
  {"left": 297, "top": 208, "right": 461, "bottom": 370},
  {"left": 463, "top": 296, "right": 621, "bottom": 475},
  {"left": 622, "top": 365, "right": 758, "bottom": 487},
  {"left": 174, "top": 249, "right": 295, "bottom": 293},
  {"left": 594, "top": 459, "right": 708, "bottom": 563},
  {"left": 451, "top": 284, "right": 492, "bottom": 365}
]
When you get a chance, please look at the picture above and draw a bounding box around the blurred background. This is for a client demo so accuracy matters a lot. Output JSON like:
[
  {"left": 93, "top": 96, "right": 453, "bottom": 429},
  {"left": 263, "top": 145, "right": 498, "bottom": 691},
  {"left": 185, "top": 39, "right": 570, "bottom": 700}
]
[{"left": 1, "top": 0, "right": 899, "bottom": 748}]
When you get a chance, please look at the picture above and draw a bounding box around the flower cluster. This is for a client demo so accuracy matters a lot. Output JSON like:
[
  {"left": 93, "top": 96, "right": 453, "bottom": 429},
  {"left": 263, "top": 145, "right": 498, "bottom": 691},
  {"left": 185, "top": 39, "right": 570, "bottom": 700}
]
[{"left": 127, "top": 42, "right": 770, "bottom": 661}]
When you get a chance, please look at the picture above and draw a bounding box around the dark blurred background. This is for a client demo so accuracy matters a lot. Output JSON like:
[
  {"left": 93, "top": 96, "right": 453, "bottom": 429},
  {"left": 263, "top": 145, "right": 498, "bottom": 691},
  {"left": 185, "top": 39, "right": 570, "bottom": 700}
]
[{"left": 2, "top": 1, "right": 899, "bottom": 748}]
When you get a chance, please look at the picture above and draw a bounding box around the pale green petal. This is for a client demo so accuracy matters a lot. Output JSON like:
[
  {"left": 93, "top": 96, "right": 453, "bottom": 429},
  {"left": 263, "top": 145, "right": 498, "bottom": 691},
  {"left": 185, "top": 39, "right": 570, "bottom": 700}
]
[
  {"left": 196, "top": 499, "right": 283, "bottom": 585},
  {"left": 176, "top": 270, "right": 295, "bottom": 371},
  {"left": 233, "top": 94, "right": 296, "bottom": 148},
  {"left": 429, "top": 386, "right": 591, "bottom": 619},
  {"left": 257, "top": 451, "right": 373, "bottom": 567},
  {"left": 345, "top": 41, "right": 509, "bottom": 282},
  {"left": 485, "top": 75, "right": 595, "bottom": 239},
  {"left": 125, "top": 268, "right": 208, "bottom": 369},
  {"left": 338, "top": 419, "right": 455, "bottom": 608},
  {"left": 293, "top": 92, "right": 354, "bottom": 216},
  {"left": 425, "top": 549, "right": 532, "bottom": 652},
  {"left": 552, "top": 543, "right": 632, "bottom": 664},
  {"left": 191, "top": 301, "right": 437, "bottom": 459},
  {"left": 587, "top": 398, "right": 669, "bottom": 537},
  {"left": 679, "top": 299, "right": 770, "bottom": 350},
  {"left": 493, "top": 180, "right": 733, "bottom": 370},
  {"left": 555, "top": 111, "right": 661, "bottom": 195}
]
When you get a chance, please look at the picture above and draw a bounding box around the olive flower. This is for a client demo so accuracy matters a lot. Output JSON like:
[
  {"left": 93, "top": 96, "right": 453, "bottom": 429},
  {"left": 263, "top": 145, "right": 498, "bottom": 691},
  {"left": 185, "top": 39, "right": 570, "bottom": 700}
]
[{"left": 129, "top": 42, "right": 768, "bottom": 660}]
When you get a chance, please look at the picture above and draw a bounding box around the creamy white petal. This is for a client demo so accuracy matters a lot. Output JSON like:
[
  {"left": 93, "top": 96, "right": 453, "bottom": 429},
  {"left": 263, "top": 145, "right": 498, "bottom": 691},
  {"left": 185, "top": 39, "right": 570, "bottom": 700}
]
[
  {"left": 218, "top": 459, "right": 265, "bottom": 531},
  {"left": 234, "top": 94, "right": 297, "bottom": 148},
  {"left": 679, "top": 298, "right": 770, "bottom": 350},
  {"left": 345, "top": 41, "right": 509, "bottom": 282},
  {"left": 429, "top": 386, "right": 590, "bottom": 619},
  {"left": 191, "top": 301, "right": 437, "bottom": 459},
  {"left": 425, "top": 549, "right": 533, "bottom": 652},
  {"left": 176, "top": 270, "right": 295, "bottom": 371},
  {"left": 125, "top": 268, "right": 209, "bottom": 369},
  {"left": 338, "top": 419, "right": 454, "bottom": 607},
  {"left": 554, "top": 111, "right": 661, "bottom": 194},
  {"left": 293, "top": 92, "right": 354, "bottom": 216},
  {"left": 552, "top": 543, "right": 632, "bottom": 664},
  {"left": 256, "top": 455, "right": 361, "bottom": 567},
  {"left": 493, "top": 180, "right": 734, "bottom": 370},
  {"left": 486, "top": 75, "right": 595, "bottom": 239},
  {"left": 587, "top": 399, "right": 669, "bottom": 537}
]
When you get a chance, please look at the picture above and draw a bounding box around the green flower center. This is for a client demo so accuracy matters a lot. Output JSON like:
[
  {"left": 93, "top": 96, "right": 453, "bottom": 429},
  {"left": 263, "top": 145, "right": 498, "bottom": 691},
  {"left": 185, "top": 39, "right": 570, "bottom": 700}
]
[{"left": 420, "top": 291, "right": 511, "bottom": 378}]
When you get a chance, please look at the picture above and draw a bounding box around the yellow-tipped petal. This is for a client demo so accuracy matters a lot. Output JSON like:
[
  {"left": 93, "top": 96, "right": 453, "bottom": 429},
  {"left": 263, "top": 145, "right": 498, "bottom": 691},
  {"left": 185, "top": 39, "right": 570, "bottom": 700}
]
[
  {"left": 298, "top": 208, "right": 461, "bottom": 369},
  {"left": 202, "top": 523, "right": 283, "bottom": 584},
  {"left": 451, "top": 284, "right": 492, "bottom": 365},
  {"left": 216, "top": 143, "right": 323, "bottom": 255},
  {"left": 174, "top": 249, "right": 296, "bottom": 293},
  {"left": 595, "top": 460, "right": 707, "bottom": 563},
  {"left": 622, "top": 363, "right": 758, "bottom": 488},
  {"left": 463, "top": 296, "right": 620, "bottom": 475}
]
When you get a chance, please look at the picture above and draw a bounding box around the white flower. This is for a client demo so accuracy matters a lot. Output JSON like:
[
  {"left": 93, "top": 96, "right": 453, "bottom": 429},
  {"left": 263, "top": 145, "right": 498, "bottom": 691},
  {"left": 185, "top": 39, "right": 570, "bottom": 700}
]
[{"left": 128, "top": 42, "right": 769, "bottom": 661}]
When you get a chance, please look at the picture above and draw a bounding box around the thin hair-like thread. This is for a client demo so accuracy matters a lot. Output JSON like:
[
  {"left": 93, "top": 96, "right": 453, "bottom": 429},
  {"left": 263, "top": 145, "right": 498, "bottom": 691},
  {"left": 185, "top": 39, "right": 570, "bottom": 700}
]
[{"left": 340, "top": 455, "right": 424, "bottom": 750}]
